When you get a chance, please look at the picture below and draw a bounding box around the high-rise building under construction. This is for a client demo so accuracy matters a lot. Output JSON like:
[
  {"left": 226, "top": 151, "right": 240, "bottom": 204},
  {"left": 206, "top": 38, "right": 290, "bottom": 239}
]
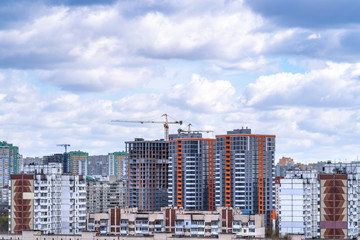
[
  {"left": 168, "top": 133, "right": 215, "bottom": 210},
  {"left": 214, "top": 128, "right": 275, "bottom": 226},
  {"left": 125, "top": 138, "right": 168, "bottom": 211}
]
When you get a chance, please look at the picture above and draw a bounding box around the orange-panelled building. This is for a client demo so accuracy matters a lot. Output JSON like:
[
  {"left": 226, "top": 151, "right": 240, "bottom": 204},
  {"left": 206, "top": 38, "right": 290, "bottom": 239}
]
[
  {"left": 168, "top": 133, "right": 216, "bottom": 211},
  {"left": 214, "top": 128, "right": 276, "bottom": 226}
]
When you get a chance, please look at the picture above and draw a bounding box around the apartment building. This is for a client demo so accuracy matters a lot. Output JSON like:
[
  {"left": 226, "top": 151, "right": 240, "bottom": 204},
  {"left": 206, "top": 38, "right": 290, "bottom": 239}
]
[
  {"left": 168, "top": 133, "right": 215, "bottom": 211},
  {"left": 68, "top": 151, "right": 88, "bottom": 175},
  {"left": 278, "top": 170, "right": 319, "bottom": 238},
  {"left": 87, "top": 213, "right": 109, "bottom": 235},
  {"left": 91, "top": 206, "right": 265, "bottom": 238},
  {"left": 108, "top": 152, "right": 127, "bottom": 181},
  {"left": 0, "top": 229, "right": 266, "bottom": 240},
  {"left": 125, "top": 138, "right": 168, "bottom": 211},
  {"left": 0, "top": 141, "right": 20, "bottom": 204},
  {"left": 10, "top": 163, "right": 87, "bottom": 234},
  {"left": 323, "top": 162, "right": 360, "bottom": 239},
  {"left": 86, "top": 176, "right": 125, "bottom": 213},
  {"left": 214, "top": 128, "right": 275, "bottom": 226}
]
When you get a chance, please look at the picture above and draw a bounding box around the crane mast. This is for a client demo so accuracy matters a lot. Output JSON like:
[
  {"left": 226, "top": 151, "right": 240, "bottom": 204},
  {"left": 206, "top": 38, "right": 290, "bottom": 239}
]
[{"left": 57, "top": 144, "right": 70, "bottom": 153}]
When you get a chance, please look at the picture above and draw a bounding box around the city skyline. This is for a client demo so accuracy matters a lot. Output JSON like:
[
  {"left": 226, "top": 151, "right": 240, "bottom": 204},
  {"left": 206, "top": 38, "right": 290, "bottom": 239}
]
[{"left": 0, "top": 0, "right": 360, "bottom": 163}]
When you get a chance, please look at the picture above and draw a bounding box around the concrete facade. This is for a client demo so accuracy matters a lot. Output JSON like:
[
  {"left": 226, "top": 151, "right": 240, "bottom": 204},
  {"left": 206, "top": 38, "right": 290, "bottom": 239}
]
[
  {"left": 125, "top": 139, "right": 168, "bottom": 211},
  {"left": 86, "top": 176, "right": 125, "bottom": 213}
]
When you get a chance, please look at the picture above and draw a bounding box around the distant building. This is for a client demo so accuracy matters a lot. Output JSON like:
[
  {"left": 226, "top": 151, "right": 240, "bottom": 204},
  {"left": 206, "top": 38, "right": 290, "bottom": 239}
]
[
  {"left": 168, "top": 132, "right": 215, "bottom": 211},
  {"left": 0, "top": 141, "right": 20, "bottom": 204},
  {"left": 125, "top": 138, "right": 168, "bottom": 211},
  {"left": 86, "top": 176, "right": 125, "bottom": 213},
  {"left": 278, "top": 157, "right": 294, "bottom": 167},
  {"left": 23, "top": 157, "right": 43, "bottom": 166},
  {"left": 10, "top": 163, "right": 87, "bottom": 234},
  {"left": 108, "top": 152, "right": 127, "bottom": 181},
  {"left": 43, "top": 153, "right": 69, "bottom": 172},
  {"left": 87, "top": 155, "right": 108, "bottom": 176},
  {"left": 68, "top": 151, "right": 88, "bottom": 175},
  {"left": 214, "top": 128, "right": 276, "bottom": 226}
]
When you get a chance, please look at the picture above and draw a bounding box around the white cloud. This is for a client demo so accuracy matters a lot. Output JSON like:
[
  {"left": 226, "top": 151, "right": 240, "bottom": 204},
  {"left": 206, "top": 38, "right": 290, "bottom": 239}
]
[
  {"left": 308, "top": 33, "right": 321, "bottom": 39},
  {"left": 244, "top": 62, "right": 360, "bottom": 107},
  {"left": 167, "top": 74, "right": 237, "bottom": 113}
]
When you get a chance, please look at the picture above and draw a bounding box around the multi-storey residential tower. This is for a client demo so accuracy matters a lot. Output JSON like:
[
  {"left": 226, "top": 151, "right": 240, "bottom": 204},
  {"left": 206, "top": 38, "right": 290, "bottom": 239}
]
[
  {"left": 0, "top": 141, "right": 20, "bottom": 204},
  {"left": 214, "top": 128, "right": 275, "bottom": 225},
  {"left": 10, "top": 163, "right": 87, "bottom": 234},
  {"left": 86, "top": 176, "right": 125, "bottom": 213},
  {"left": 68, "top": 151, "right": 88, "bottom": 175},
  {"left": 278, "top": 170, "right": 319, "bottom": 238},
  {"left": 168, "top": 133, "right": 215, "bottom": 210},
  {"left": 125, "top": 138, "right": 168, "bottom": 211},
  {"left": 108, "top": 152, "right": 128, "bottom": 181},
  {"left": 319, "top": 173, "right": 348, "bottom": 239}
]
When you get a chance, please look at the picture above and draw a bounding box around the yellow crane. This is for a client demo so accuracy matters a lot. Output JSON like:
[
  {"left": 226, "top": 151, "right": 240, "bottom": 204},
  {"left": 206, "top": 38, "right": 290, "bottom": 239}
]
[
  {"left": 111, "top": 114, "right": 183, "bottom": 141},
  {"left": 177, "top": 123, "right": 214, "bottom": 134}
]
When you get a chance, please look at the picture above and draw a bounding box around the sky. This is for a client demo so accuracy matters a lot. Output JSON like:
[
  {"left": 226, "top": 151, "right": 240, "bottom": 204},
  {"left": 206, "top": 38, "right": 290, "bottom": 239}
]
[{"left": 1, "top": 0, "right": 360, "bottom": 163}]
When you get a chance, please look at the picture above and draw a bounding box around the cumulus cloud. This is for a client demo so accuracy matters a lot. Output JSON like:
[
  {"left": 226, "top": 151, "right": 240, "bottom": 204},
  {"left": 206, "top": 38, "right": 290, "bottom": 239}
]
[
  {"left": 243, "top": 62, "right": 360, "bottom": 108},
  {"left": 166, "top": 74, "right": 237, "bottom": 113}
]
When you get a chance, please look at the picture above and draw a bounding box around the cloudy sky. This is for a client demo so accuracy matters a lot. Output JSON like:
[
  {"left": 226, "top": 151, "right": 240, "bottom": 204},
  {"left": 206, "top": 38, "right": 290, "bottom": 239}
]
[{"left": 1, "top": 0, "right": 360, "bottom": 163}]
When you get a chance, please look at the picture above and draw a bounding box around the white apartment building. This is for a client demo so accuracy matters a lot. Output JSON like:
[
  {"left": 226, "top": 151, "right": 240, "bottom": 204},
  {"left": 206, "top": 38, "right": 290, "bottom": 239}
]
[
  {"left": 10, "top": 163, "right": 86, "bottom": 234},
  {"left": 279, "top": 170, "right": 319, "bottom": 238}
]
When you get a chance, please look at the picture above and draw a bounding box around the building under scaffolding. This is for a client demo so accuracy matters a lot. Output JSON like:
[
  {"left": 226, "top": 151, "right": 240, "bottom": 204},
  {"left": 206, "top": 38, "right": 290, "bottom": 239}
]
[{"left": 125, "top": 138, "right": 169, "bottom": 211}]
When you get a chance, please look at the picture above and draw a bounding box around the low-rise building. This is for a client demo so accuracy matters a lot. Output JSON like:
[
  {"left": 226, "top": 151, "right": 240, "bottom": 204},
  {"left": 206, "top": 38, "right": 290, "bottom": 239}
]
[{"left": 87, "top": 207, "right": 265, "bottom": 238}]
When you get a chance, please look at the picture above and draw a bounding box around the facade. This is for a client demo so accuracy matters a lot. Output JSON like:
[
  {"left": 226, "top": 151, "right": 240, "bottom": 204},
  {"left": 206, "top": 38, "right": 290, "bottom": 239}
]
[
  {"left": 103, "top": 207, "right": 264, "bottom": 238},
  {"left": 168, "top": 133, "right": 215, "bottom": 211},
  {"left": 10, "top": 163, "right": 87, "bottom": 234},
  {"left": 319, "top": 173, "right": 348, "bottom": 239},
  {"left": 68, "top": 151, "right": 88, "bottom": 175},
  {"left": 274, "top": 176, "right": 283, "bottom": 219},
  {"left": 87, "top": 213, "right": 109, "bottom": 235},
  {"left": 0, "top": 141, "right": 20, "bottom": 204},
  {"left": 86, "top": 176, "right": 125, "bottom": 213},
  {"left": 214, "top": 128, "right": 275, "bottom": 225},
  {"left": 108, "top": 152, "right": 128, "bottom": 181},
  {"left": 278, "top": 170, "right": 319, "bottom": 238},
  {"left": 0, "top": 230, "right": 266, "bottom": 240},
  {"left": 125, "top": 138, "right": 168, "bottom": 211},
  {"left": 87, "top": 155, "right": 108, "bottom": 176}
]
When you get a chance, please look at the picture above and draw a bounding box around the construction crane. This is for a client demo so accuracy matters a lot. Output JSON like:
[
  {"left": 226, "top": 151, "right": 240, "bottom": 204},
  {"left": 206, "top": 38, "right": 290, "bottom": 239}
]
[
  {"left": 178, "top": 123, "right": 214, "bottom": 134},
  {"left": 111, "top": 114, "right": 183, "bottom": 141},
  {"left": 57, "top": 144, "right": 70, "bottom": 153}
]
